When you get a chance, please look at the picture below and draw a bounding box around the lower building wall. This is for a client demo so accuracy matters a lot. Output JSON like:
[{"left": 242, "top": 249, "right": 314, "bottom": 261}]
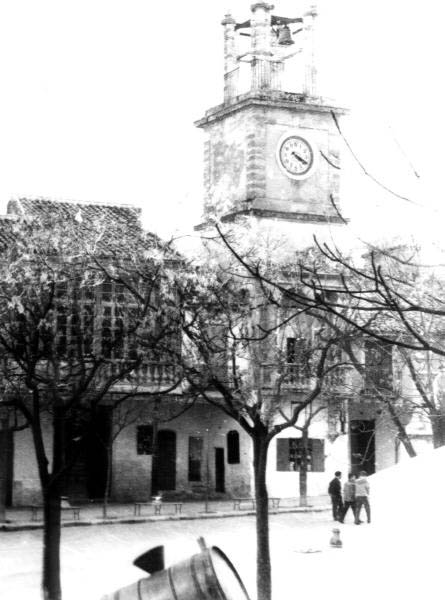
[
  {"left": 13, "top": 414, "right": 52, "bottom": 505},
  {"left": 112, "top": 402, "right": 252, "bottom": 501},
  {"left": 267, "top": 412, "right": 349, "bottom": 499},
  {"left": 350, "top": 400, "right": 398, "bottom": 472},
  {"left": 8, "top": 395, "right": 435, "bottom": 507}
]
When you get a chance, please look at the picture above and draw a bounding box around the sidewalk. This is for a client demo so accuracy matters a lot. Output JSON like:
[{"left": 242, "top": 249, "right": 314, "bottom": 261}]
[{"left": 0, "top": 496, "right": 330, "bottom": 532}]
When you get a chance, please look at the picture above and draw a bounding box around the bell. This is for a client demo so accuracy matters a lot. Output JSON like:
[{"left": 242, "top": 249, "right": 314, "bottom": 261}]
[{"left": 277, "top": 24, "right": 294, "bottom": 45}]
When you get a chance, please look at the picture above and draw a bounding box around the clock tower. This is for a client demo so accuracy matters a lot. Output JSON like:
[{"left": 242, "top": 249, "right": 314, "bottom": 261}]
[{"left": 195, "top": 3, "right": 347, "bottom": 228}]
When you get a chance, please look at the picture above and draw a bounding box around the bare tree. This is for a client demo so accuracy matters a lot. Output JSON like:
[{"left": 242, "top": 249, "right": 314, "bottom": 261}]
[
  {"left": 172, "top": 258, "right": 348, "bottom": 600},
  {"left": 210, "top": 224, "right": 445, "bottom": 452},
  {"left": 300, "top": 243, "right": 445, "bottom": 447},
  {"left": 92, "top": 393, "right": 193, "bottom": 519},
  {"left": 0, "top": 204, "right": 181, "bottom": 600}
]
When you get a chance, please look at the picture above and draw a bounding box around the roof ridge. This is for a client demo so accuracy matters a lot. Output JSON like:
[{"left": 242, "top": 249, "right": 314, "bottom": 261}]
[{"left": 7, "top": 197, "right": 142, "bottom": 214}]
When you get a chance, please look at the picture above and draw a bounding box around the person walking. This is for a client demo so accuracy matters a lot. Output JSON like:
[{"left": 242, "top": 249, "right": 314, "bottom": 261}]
[
  {"left": 339, "top": 473, "right": 356, "bottom": 523},
  {"left": 328, "top": 471, "right": 343, "bottom": 521},
  {"left": 355, "top": 470, "right": 371, "bottom": 524}
]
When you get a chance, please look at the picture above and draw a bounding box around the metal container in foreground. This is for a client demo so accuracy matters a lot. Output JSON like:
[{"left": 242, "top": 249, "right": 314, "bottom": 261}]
[{"left": 101, "top": 545, "right": 251, "bottom": 600}]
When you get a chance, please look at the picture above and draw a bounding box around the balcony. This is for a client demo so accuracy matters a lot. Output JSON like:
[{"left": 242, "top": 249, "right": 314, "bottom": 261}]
[
  {"left": 324, "top": 365, "right": 352, "bottom": 391},
  {"left": 103, "top": 360, "right": 181, "bottom": 391},
  {"left": 261, "top": 363, "right": 351, "bottom": 391},
  {"left": 261, "top": 364, "right": 311, "bottom": 389}
]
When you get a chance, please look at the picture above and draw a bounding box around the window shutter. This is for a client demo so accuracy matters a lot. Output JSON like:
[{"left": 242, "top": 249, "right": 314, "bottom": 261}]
[
  {"left": 286, "top": 338, "right": 296, "bottom": 363},
  {"left": 227, "top": 430, "right": 240, "bottom": 464},
  {"left": 276, "top": 438, "right": 290, "bottom": 471},
  {"left": 137, "top": 425, "right": 154, "bottom": 455},
  {"left": 311, "top": 439, "right": 325, "bottom": 472},
  {"left": 188, "top": 436, "right": 203, "bottom": 481}
]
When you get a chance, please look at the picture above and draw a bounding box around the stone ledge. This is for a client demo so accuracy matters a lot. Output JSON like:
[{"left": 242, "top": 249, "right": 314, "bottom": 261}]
[
  {"left": 0, "top": 505, "right": 329, "bottom": 532},
  {"left": 195, "top": 91, "right": 349, "bottom": 127},
  {"left": 220, "top": 208, "right": 347, "bottom": 224}
]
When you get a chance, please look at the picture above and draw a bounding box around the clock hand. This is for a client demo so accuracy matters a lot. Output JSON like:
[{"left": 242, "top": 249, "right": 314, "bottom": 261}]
[{"left": 291, "top": 151, "right": 308, "bottom": 165}]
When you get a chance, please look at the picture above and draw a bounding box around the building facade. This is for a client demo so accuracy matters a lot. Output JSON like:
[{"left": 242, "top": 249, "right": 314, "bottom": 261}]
[
  {"left": 1, "top": 4, "right": 434, "bottom": 509},
  {"left": 192, "top": 2, "right": 433, "bottom": 499}
]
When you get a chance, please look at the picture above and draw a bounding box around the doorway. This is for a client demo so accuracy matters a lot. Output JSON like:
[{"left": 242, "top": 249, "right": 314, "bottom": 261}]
[
  {"left": 152, "top": 430, "right": 176, "bottom": 492},
  {"left": 350, "top": 420, "right": 375, "bottom": 475},
  {"left": 86, "top": 407, "right": 112, "bottom": 499},
  {"left": 0, "top": 428, "right": 13, "bottom": 506},
  {"left": 214, "top": 447, "right": 225, "bottom": 493},
  {"left": 64, "top": 406, "right": 112, "bottom": 500}
]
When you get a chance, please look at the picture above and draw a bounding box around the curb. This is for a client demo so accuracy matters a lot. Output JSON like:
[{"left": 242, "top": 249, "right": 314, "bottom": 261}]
[{"left": 0, "top": 505, "right": 330, "bottom": 532}]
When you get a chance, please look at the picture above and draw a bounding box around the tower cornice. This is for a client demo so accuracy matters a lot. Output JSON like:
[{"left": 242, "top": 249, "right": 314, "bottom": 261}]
[{"left": 195, "top": 91, "right": 349, "bottom": 128}]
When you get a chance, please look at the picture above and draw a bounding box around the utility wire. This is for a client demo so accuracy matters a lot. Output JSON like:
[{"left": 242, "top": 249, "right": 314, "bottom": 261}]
[
  {"left": 331, "top": 111, "right": 423, "bottom": 208},
  {"left": 386, "top": 123, "right": 420, "bottom": 179}
]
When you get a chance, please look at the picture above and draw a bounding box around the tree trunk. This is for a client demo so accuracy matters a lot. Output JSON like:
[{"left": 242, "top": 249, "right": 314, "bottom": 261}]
[
  {"left": 0, "top": 479, "right": 5, "bottom": 522},
  {"left": 299, "top": 429, "right": 308, "bottom": 507},
  {"left": 42, "top": 488, "right": 62, "bottom": 600},
  {"left": 385, "top": 401, "right": 417, "bottom": 458},
  {"left": 252, "top": 432, "right": 271, "bottom": 600},
  {"left": 431, "top": 412, "right": 445, "bottom": 448},
  {"left": 0, "top": 419, "right": 9, "bottom": 522},
  {"left": 102, "top": 445, "right": 113, "bottom": 519},
  {"left": 150, "top": 424, "right": 159, "bottom": 496},
  {"left": 38, "top": 403, "right": 65, "bottom": 600}
]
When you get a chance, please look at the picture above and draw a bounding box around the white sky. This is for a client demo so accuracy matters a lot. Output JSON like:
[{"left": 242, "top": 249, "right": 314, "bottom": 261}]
[{"left": 0, "top": 0, "right": 443, "bottom": 245}]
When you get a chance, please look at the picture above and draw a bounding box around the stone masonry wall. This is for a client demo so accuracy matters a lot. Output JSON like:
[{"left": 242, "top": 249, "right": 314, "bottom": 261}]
[
  {"left": 112, "top": 401, "right": 251, "bottom": 501},
  {"left": 13, "top": 413, "right": 52, "bottom": 505}
]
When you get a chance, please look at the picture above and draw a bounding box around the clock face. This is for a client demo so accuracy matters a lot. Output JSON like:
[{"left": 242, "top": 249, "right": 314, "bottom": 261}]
[{"left": 277, "top": 135, "right": 315, "bottom": 180}]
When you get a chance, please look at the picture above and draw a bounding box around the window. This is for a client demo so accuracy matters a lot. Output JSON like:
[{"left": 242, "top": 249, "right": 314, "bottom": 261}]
[
  {"left": 276, "top": 438, "right": 325, "bottom": 472},
  {"left": 365, "top": 340, "right": 393, "bottom": 393},
  {"left": 188, "top": 436, "right": 203, "bottom": 481},
  {"left": 54, "top": 279, "right": 96, "bottom": 358},
  {"left": 227, "top": 430, "right": 240, "bottom": 464},
  {"left": 81, "top": 303, "right": 94, "bottom": 355},
  {"left": 137, "top": 425, "right": 154, "bottom": 455},
  {"left": 285, "top": 337, "right": 310, "bottom": 382},
  {"left": 100, "top": 281, "right": 132, "bottom": 359},
  {"left": 286, "top": 337, "right": 309, "bottom": 365},
  {"left": 56, "top": 305, "right": 67, "bottom": 355},
  {"left": 281, "top": 287, "right": 299, "bottom": 310},
  {"left": 286, "top": 337, "right": 297, "bottom": 364}
]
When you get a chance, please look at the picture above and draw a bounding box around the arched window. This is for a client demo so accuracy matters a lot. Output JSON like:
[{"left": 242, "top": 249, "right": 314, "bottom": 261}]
[{"left": 227, "top": 430, "right": 240, "bottom": 464}]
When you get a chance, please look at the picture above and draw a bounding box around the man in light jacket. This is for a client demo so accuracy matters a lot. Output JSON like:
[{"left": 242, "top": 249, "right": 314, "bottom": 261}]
[
  {"left": 339, "top": 473, "right": 356, "bottom": 523},
  {"left": 354, "top": 470, "right": 371, "bottom": 524}
]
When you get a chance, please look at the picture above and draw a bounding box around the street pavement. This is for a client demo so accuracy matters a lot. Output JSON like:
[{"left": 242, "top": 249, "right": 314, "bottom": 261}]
[
  {"left": 0, "top": 509, "right": 347, "bottom": 600},
  {"left": 1, "top": 505, "right": 441, "bottom": 600},
  {"left": 0, "top": 496, "right": 329, "bottom": 532},
  {"left": 2, "top": 446, "right": 445, "bottom": 600},
  {"left": 0, "top": 498, "right": 330, "bottom": 600}
]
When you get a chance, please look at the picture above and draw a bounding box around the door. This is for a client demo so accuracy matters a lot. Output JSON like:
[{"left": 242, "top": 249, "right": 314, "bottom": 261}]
[
  {"left": 0, "top": 428, "right": 13, "bottom": 507},
  {"left": 153, "top": 430, "right": 176, "bottom": 492},
  {"left": 64, "top": 407, "right": 112, "bottom": 500},
  {"left": 86, "top": 406, "right": 112, "bottom": 499},
  {"left": 215, "top": 447, "right": 225, "bottom": 493},
  {"left": 350, "top": 420, "right": 375, "bottom": 475}
]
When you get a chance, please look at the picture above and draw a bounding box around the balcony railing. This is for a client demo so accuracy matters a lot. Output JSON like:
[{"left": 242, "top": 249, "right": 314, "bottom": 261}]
[
  {"left": 261, "top": 364, "right": 311, "bottom": 389},
  {"left": 101, "top": 360, "right": 181, "bottom": 390},
  {"left": 324, "top": 365, "right": 351, "bottom": 390},
  {"left": 261, "top": 363, "right": 351, "bottom": 391}
]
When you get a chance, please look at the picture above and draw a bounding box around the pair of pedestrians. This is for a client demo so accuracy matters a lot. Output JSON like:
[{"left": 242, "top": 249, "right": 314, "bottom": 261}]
[{"left": 328, "top": 470, "right": 371, "bottom": 524}]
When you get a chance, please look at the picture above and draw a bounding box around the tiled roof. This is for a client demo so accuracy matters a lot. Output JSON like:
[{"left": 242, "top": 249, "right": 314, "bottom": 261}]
[
  {"left": 0, "top": 215, "right": 18, "bottom": 251},
  {"left": 8, "top": 198, "right": 141, "bottom": 229},
  {"left": 4, "top": 197, "right": 171, "bottom": 257}
]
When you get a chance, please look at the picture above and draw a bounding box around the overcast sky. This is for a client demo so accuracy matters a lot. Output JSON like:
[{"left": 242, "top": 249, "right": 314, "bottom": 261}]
[{"left": 0, "top": 0, "right": 442, "bottom": 243}]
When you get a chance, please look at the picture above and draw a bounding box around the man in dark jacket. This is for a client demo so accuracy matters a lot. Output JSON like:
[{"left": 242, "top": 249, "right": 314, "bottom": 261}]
[{"left": 328, "top": 471, "right": 343, "bottom": 521}]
